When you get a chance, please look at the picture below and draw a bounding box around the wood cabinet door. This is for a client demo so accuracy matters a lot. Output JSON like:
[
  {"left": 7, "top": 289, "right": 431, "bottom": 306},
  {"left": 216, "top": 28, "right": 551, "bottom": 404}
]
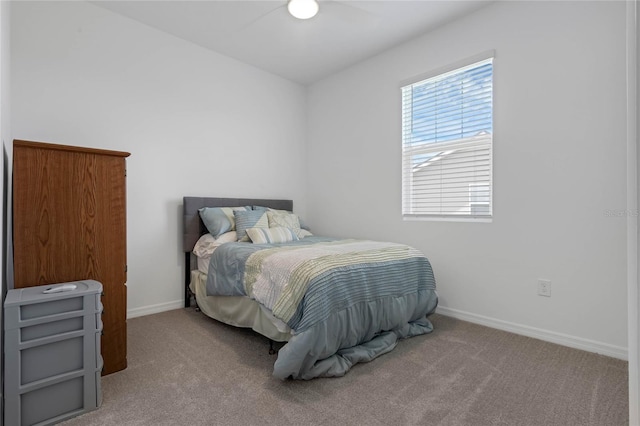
[
  {"left": 13, "top": 142, "right": 129, "bottom": 374},
  {"left": 93, "top": 153, "right": 128, "bottom": 375}
]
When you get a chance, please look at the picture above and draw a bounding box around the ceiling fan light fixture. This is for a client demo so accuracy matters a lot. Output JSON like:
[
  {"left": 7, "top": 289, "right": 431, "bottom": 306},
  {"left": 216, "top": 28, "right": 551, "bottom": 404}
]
[{"left": 287, "top": 0, "right": 319, "bottom": 20}]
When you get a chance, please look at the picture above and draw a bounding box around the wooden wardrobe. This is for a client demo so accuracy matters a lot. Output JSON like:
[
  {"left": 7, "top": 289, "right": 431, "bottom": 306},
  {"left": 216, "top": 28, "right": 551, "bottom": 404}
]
[{"left": 12, "top": 140, "right": 130, "bottom": 375}]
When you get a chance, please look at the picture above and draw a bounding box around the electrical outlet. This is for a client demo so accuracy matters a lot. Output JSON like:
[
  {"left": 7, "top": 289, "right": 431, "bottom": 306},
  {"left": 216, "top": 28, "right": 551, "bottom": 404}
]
[{"left": 538, "top": 279, "right": 551, "bottom": 297}]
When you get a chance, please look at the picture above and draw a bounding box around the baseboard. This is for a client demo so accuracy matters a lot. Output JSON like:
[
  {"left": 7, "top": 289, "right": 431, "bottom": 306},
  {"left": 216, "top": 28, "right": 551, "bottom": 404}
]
[
  {"left": 436, "top": 306, "right": 628, "bottom": 361},
  {"left": 127, "top": 300, "right": 184, "bottom": 319}
]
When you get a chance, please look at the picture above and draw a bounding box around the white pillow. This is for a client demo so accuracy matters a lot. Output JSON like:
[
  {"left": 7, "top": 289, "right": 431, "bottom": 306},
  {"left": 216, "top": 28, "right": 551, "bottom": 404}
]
[
  {"left": 192, "top": 231, "right": 237, "bottom": 258},
  {"left": 297, "top": 229, "right": 313, "bottom": 239},
  {"left": 266, "top": 211, "right": 312, "bottom": 238},
  {"left": 246, "top": 227, "right": 299, "bottom": 244},
  {"left": 267, "top": 211, "right": 300, "bottom": 230}
]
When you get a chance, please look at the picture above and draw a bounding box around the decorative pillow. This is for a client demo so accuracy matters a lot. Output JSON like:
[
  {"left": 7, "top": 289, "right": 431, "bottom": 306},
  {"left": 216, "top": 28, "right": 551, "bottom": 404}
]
[
  {"left": 253, "top": 205, "right": 310, "bottom": 231},
  {"left": 234, "top": 210, "right": 269, "bottom": 242},
  {"left": 198, "top": 206, "right": 249, "bottom": 237},
  {"left": 266, "top": 211, "right": 313, "bottom": 238},
  {"left": 246, "top": 227, "right": 299, "bottom": 244},
  {"left": 192, "top": 231, "right": 237, "bottom": 258},
  {"left": 267, "top": 211, "right": 300, "bottom": 230},
  {"left": 297, "top": 229, "right": 313, "bottom": 239}
]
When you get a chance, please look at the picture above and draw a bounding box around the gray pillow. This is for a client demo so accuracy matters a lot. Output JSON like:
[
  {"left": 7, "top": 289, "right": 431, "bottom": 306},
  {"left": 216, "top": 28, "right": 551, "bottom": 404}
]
[
  {"left": 198, "top": 206, "right": 249, "bottom": 237},
  {"left": 234, "top": 210, "right": 269, "bottom": 242}
]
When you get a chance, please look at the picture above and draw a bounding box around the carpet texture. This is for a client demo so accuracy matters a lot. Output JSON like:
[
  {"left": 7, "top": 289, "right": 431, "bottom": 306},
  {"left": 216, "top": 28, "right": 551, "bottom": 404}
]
[{"left": 61, "top": 309, "right": 628, "bottom": 426}]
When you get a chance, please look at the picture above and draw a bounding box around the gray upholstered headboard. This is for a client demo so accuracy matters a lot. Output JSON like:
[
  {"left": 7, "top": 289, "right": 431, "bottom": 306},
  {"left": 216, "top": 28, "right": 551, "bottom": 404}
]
[
  {"left": 182, "top": 196, "right": 293, "bottom": 252},
  {"left": 182, "top": 196, "right": 293, "bottom": 308}
]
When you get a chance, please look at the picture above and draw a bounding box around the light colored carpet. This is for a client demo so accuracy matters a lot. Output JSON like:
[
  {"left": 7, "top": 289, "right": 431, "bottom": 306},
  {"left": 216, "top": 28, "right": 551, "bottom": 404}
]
[{"left": 61, "top": 309, "right": 628, "bottom": 426}]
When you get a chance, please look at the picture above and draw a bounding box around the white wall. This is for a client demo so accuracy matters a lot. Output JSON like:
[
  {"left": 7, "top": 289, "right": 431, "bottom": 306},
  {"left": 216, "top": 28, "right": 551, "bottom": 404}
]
[
  {"left": 10, "top": 1, "right": 308, "bottom": 316},
  {"left": 307, "top": 1, "right": 628, "bottom": 356}
]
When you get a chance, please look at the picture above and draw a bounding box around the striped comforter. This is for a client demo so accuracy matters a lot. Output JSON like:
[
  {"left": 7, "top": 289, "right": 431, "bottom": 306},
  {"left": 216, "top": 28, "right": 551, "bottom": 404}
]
[
  {"left": 245, "top": 239, "right": 429, "bottom": 331},
  {"left": 207, "top": 237, "right": 438, "bottom": 379}
]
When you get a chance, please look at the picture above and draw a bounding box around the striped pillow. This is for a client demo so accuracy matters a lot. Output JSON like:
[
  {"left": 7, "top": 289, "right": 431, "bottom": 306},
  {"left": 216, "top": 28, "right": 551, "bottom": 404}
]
[
  {"left": 234, "top": 210, "right": 269, "bottom": 242},
  {"left": 246, "top": 227, "right": 299, "bottom": 244}
]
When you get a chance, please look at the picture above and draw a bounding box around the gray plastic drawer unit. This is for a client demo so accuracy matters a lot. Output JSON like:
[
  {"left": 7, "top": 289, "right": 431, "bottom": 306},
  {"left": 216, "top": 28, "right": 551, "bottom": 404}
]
[{"left": 4, "top": 280, "right": 104, "bottom": 426}]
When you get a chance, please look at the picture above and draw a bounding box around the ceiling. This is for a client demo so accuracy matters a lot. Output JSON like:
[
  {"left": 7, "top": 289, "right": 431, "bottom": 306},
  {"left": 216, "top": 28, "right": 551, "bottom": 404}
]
[{"left": 92, "top": 0, "right": 492, "bottom": 85}]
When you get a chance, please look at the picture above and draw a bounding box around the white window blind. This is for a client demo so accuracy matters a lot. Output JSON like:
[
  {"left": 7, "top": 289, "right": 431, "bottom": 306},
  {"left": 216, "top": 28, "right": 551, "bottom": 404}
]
[{"left": 402, "top": 55, "right": 493, "bottom": 220}]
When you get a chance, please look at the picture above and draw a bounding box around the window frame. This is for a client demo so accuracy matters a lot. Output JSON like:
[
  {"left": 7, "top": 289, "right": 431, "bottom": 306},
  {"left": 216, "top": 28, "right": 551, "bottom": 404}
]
[{"left": 400, "top": 51, "right": 495, "bottom": 223}]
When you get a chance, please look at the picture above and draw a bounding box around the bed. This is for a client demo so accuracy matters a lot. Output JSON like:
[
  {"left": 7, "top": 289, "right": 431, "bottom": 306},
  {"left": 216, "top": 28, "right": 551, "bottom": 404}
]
[{"left": 183, "top": 196, "right": 438, "bottom": 380}]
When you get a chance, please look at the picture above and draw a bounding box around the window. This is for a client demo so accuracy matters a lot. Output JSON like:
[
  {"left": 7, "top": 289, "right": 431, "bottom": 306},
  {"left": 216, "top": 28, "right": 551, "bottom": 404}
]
[{"left": 401, "top": 53, "right": 493, "bottom": 220}]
